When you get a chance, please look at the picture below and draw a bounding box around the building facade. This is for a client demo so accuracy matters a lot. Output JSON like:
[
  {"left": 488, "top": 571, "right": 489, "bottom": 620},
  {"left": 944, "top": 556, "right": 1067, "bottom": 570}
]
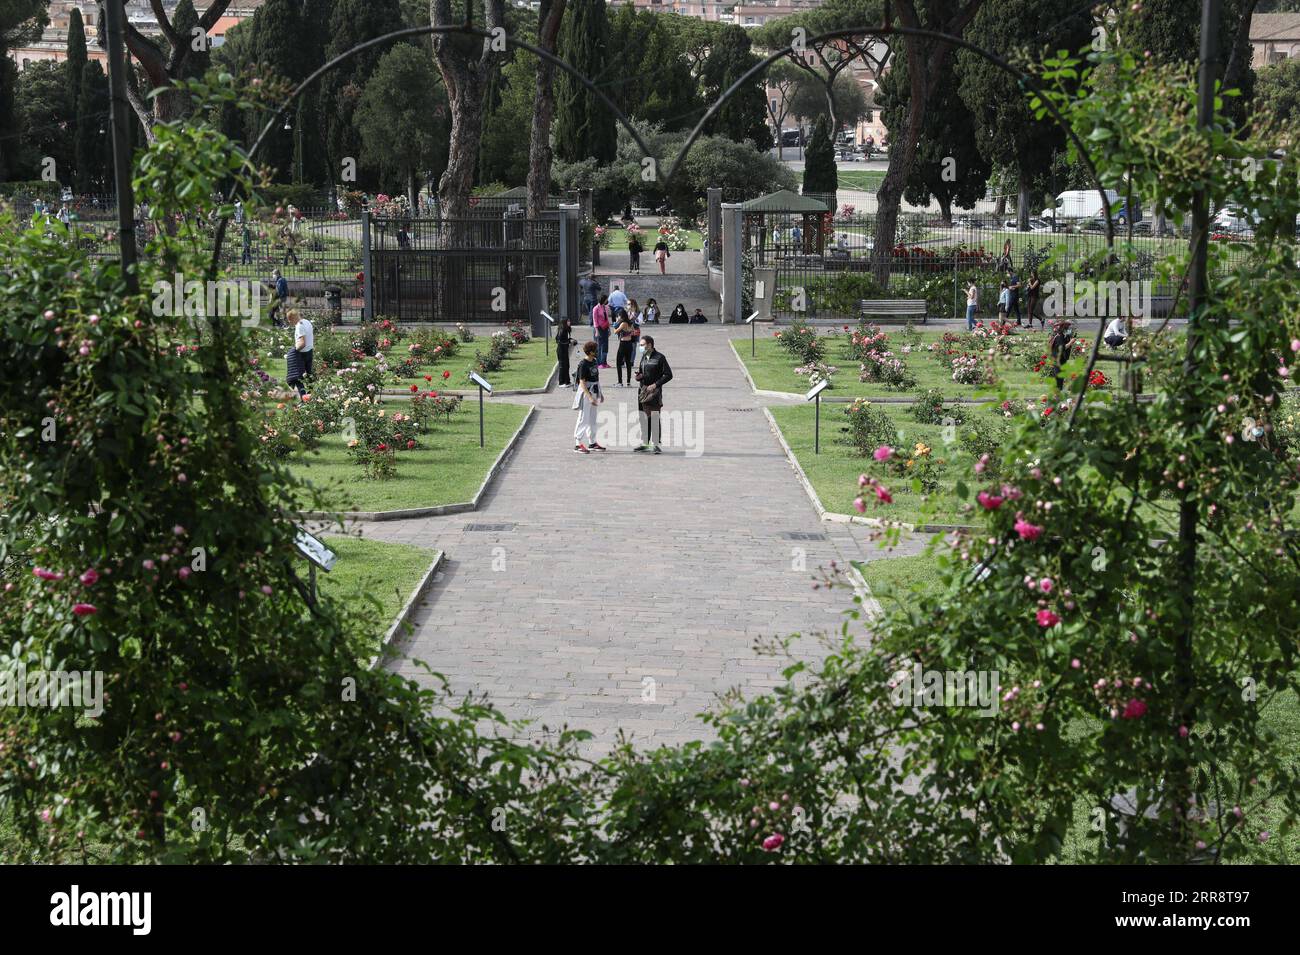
[
  {"left": 1251, "top": 13, "right": 1300, "bottom": 67},
  {"left": 7, "top": 1, "right": 262, "bottom": 71}
]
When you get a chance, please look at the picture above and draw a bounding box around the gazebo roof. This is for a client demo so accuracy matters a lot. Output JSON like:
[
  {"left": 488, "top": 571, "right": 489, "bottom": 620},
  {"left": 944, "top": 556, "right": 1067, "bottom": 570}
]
[{"left": 740, "top": 190, "right": 829, "bottom": 213}]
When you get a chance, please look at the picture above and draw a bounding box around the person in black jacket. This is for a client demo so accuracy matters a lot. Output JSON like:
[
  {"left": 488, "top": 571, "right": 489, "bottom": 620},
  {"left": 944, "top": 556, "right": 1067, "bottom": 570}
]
[
  {"left": 668, "top": 303, "right": 688, "bottom": 324},
  {"left": 555, "top": 317, "right": 575, "bottom": 387},
  {"left": 633, "top": 336, "right": 673, "bottom": 454}
]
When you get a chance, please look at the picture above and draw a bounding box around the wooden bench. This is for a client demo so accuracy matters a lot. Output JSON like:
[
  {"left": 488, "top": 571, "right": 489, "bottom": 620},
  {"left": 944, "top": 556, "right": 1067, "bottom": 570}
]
[{"left": 857, "top": 299, "right": 928, "bottom": 325}]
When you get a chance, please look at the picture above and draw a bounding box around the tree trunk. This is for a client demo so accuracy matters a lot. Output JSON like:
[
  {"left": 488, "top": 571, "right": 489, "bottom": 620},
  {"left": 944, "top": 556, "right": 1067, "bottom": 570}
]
[
  {"left": 994, "top": 194, "right": 1006, "bottom": 217},
  {"left": 872, "top": 58, "right": 927, "bottom": 284},
  {"left": 527, "top": 0, "right": 566, "bottom": 221},
  {"left": 431, "top": 0, "right": 506, "bottom": 220},
  {"left": 869, "top": 0, "right": 984, "bottom": 286},
  {"left": 1017, "top": 171, "right": 1030, "bottom": 231},
  {"left": 939, "top": 195, "right": 952, "bottom": 226}
]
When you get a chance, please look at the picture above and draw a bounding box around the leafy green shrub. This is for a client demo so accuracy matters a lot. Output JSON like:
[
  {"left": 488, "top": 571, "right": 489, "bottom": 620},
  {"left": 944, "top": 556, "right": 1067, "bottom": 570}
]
[
  {"left": 910, "top": 388, "right": 966, "bottom": 425},
  {"left": 841, "top": 398, "right": 899, "bottom": 456}
]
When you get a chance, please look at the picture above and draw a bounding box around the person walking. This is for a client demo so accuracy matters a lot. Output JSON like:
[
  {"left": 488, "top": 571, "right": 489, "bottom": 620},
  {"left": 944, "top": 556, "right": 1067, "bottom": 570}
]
[
  {"left": 592, "top": 294, "right": 612, "bottom": 368},
  {"left": 280, "top": 222, "right": 300, "bottom": 267},
  {"left": 965, "top": 280, "right": 979, "bottom": 331},
  {"left": 289, "top": 310, "right": 315, "bottom": 397},
  {"left": 1006, "top": 269, "right": 1022, "bottom": 325},
  {"left": 996, "top": 280, "right": 1010, "bottom": 322},
  {"left": 643, "top": 298, "right": 661, "bottom": 324},
  {"left": 1026, "top": 270, "right": 1043, "bottom": 328},
  {"left": 271, "top": 268, "right": 290, "bottom": 326},
  {"left": 555, "top": 317, "right": 575, "bottom": 387},
  {"left": 613, "top": 308, "right": 637, "bottom": 387},
  {"left": 628, "top": 232, "right": 643, "bottom": 273},
  {"left": 633, "top": 336, "right": 673, "bottom": 455},
  {"left": 573, "top": 341, "right": 606, "bottom": 453},
  {"left": 654, "top": 238, "right": 670, "bottom": 274},
  {"left": 240, "top": 222, "right": 253, "bottom": 266}
]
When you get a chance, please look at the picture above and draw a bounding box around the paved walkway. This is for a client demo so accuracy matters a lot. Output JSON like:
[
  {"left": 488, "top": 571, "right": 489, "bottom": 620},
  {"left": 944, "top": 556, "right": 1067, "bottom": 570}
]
[{"left": 360, "top": 326, "right": 921, "bottom": 756}]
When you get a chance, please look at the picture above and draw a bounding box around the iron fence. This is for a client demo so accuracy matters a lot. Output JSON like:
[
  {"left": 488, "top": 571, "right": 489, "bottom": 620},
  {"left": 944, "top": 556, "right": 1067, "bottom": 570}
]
[
  {"left": 369, "top": 215, "right": 561, "bottom": 323},
  {"left": 757, "top": 211, "right": 1258, "bottom": 323}
]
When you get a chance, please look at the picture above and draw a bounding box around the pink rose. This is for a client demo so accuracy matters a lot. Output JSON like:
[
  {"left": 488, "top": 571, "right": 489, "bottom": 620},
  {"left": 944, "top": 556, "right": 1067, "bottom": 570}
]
[
  {"left": 33, "top": 567, "right": 64, "bottom": 582},
  {"left": 1036, "top": 609, "right": 1060, "bottom": 628},
  {"left": 875, "top": 485, "right": 893, "bottom": 504},
  {"left": 853, "top": 497, "right": 866, "bottom": 513},
  {"left": 79, "top": 569, "right": 99, "bottom": 587},
  {"left": 1121, "top": 698, "right": 1147, "bottom": 719},
  {"left": 761, "top": 833, "right": 785, "bottom": 852},
  {"left": 873, "top": 445, "right": 893, "bottom": 462},
  {"left": 71, "top": 603, "right": 98, "bottom": 617},
  {"left": 1039, "top": 577, "right": 1053, "bottom": 594},
  {"left": 976, "top": 491, "right": 1004, "bottom": 511},
  {"left": 1015, "top": 517, "right": 1044, "bottom": 541},
  {"left": 177, "top": 567, "right": 191, "bottom": 580}
]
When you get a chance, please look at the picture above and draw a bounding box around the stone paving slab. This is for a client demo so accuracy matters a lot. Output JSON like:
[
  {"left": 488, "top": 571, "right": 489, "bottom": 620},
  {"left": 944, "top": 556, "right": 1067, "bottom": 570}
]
[{"left": 356, "top": 326, "right": 938, "bottom": 756}]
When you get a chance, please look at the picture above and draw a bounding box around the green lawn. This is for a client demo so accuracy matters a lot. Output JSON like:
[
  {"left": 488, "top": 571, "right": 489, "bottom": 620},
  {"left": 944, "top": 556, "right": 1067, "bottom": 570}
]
[
  {"left": 852, "top": 551, "right": 1300, "bottom": 863},
  {"left": 734, "top": 336, "right": 1049, "bottom": 401},
  {"left": 289, "top": 401, "right": 529, "bottom": 513},
  {"left": 770, "top": 402, "right": 977, "bottom": 526},
  {"left": 797, "top": 169, "right": 886, "bottom": 193},
  {"left": 318, "top": 535, "right": 437, "bottom": 660},
  {"left": 601, "top": 228, "right": 702, "bottom": 251},
  {"left": 854, "top": 554, "right": 949, "bottom": 607}
]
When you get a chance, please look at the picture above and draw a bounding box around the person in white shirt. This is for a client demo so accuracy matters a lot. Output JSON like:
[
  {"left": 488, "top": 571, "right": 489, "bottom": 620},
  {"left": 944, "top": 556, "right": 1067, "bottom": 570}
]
[
  {"left": 608, "top": 285, "right": 628, "bottom": 312},
  {"left": 1104, "top": 317, "right": 1128, "bottom": 349},
  {"left": 292, "top": 313, "right": 314, "bottom": 396}
]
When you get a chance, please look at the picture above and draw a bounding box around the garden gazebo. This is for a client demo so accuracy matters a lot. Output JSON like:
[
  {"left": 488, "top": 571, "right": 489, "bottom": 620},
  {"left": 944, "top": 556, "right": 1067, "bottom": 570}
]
[{"left": 741, "top": 189, "right": 830, "bottom": 263}]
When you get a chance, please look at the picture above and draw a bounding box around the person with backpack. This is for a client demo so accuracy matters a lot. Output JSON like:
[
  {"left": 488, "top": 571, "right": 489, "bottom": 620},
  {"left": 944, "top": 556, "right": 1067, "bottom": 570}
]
[
  {"left": 573, "top": 341, "right": 606, "bottom": 454},
  {"left": 628, "top": 233, "right": 643, "bottom": 273},
  {"left": 633, "top": 336, "right": 673, "bottom": 455},
  {"left": 613, "top": 309, "right": 638, "bottom": 387},
  {"left": 1006, "top": 269, "right": 1023, "bottom": 325},
  {"left": 592, "top": 294, "right": 612, "bottom": 368}
]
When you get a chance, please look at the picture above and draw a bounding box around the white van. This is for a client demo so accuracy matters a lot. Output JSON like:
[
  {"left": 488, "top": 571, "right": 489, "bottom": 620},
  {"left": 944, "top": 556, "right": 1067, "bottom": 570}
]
[{"left": 1041, "top": 189, "right": 1120, "bottom": 220}]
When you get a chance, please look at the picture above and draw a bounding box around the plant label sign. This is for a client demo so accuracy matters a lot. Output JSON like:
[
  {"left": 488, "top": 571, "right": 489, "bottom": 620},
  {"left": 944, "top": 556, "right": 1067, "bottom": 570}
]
[{"left": 294, "top": 529, "right": 336, "bottom": 573}]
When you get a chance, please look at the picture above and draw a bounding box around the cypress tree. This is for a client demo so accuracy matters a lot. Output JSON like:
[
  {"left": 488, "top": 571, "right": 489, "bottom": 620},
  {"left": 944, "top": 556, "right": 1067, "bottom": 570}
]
[
  {"left": 320, "top": 0, "right": 405, "bottom": 190},
  {"left": 554, "top": 0, "right": 616, "bottom": 164},
  {"left": 74, "top": 62, "right": 110, "bottom": 194},
  {"left": 802, "top": 116, "right": 837, "bottom": 196},
  {"left": 65, "top": 7, "right": 87, "bottom": 104}
]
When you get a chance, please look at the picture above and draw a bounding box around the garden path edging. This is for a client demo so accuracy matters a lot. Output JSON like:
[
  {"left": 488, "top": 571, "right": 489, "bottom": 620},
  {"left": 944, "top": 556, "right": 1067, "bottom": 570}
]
[
  {"left": 369, "top": 550, "right": 444, "bottom": 671},
  {"left": 297, "top": 404, "right": 536, "bottom": 522},
  {"left": 761, "top": 407, "right": 976, "bottom": 535},
  {"left": 379, "top": 361, "right": 557, "bottom": 398}
]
